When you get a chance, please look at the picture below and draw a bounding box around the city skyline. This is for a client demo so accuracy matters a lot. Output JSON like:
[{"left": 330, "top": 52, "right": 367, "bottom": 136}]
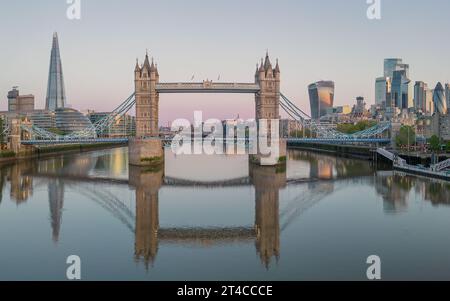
[{"left": 2, "top": 0, "right": 450, "bottom": 124}]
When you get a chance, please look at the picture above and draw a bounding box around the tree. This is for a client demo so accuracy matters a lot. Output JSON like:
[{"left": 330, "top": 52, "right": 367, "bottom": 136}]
[
  {"left": 395, "top": 126, "right": 416, "bottom": 147},
  {"left": 337, "top": 121, "right": 377, "bottom": 134},
  {"left": 429, "top": 135, "right": 441, "bottom": 152},
  {"left": 446, "top": 141, "right": 450, "bottom": 153}
]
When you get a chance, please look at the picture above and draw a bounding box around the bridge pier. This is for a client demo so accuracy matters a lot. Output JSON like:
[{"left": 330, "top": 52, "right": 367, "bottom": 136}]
[
  {"left": 129, "top": 138, "right": 164, "bottom": 167},
  {"left": 250, "top": 138, "right": 287, "bottom": 166}
]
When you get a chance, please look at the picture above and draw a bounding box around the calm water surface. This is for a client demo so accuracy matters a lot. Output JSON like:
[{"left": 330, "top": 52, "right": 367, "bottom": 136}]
[{"left": 0, "top": 147, "right": 449, "bottom": 280}]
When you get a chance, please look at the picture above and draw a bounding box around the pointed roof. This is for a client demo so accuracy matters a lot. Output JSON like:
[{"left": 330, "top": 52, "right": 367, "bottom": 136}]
[
  {"left": 143, "top": 52, "right": 151, "bottom": 70},
  {"left": 135, "top": 59, "right": 141, "bottom": 72},
  {"left": 259, "top": 58, "right": 265, "bottom": 72},
  {"left": 150, "top": 57, "right": 157, "bottom": 72},
  {"left": 275, "top": 59, "right": 280, "bottom": 73},
  {"left": 264, "top": 51, "right": 272, "bottom": 71}
]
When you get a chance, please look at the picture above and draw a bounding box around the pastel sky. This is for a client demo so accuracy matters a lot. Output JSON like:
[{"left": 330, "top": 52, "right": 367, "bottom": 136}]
[{"left": 1, "top": 0, "right": 450, "bottom": 124}]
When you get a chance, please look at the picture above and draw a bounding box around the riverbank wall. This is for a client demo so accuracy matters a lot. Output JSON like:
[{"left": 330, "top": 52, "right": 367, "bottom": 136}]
[{"left": 0, "top": 142, "right": 128, "bottom": 165}]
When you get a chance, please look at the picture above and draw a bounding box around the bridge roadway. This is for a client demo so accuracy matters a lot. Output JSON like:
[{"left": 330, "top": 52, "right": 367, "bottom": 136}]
[{"left": 156, "top": 82, "right": 260, "bottom": 94}]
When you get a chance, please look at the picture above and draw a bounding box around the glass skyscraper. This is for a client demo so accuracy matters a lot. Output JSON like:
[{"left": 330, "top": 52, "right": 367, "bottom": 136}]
[
  {"left": 45, "top": 32, "right": 66, "bottom": 111},
  {"left": 433, "top": 82, "right": 448, "bottom": 115},
  {"left": 384, "top": 58, "right": 409, "bottom": 78},
  {"left": 414, "top": 81, "right": 428, "bottom": 112},
  {"left": 446, "top": 83, "right": 450, "bottom": 112},
  {"left": 375, "top": 77, "right": 390, "bottom": 106},
  {"left": 391, "top": 70, "right": 413, "bottom": 109},
  {"left": 308, "top": 81, "right": 335, "bottom": 120}
]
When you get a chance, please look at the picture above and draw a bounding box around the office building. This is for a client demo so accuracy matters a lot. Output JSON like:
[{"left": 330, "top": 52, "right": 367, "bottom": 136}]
[
  {"left": 433, "top": 82, "right": 448, "bottom": 115},
  {"left": 7, "top": 88, "right": 35, "bottom": 113},
  {"left": 384, "top": 58, "right": 409, "bottom": 78},
  {"left": 446, "top": 83, "right": 450, "bottom": 113},
  {"left": 55, "top": 108, "right": 94, "bottom": 135},
  {"left": 308, "top": 81, "right": 335, "bottom": 119},
  {"left": 375, "top": 77, "right": 391, "bottom": 107},
  {"left": 88, "top": 112, "right": 136, "bottom": 137},
  {"left": 353, "top": 96, "right": 366, "bottom": 115},
  {"left": 391, "top": 70, "right": 413, "bottom": 109},
  {"left": 46, "top": 32, "right": 67, "bottom": 111},
  {"left": 414, "top": 81, "right": 428, "bottom": 113}
]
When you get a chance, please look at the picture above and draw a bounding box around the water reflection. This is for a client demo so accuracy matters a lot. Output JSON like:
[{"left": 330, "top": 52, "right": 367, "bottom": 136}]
[
  {"left": 128, "top": 163, "right": 286, "bottom": 269},
  {"left": 250, "top": 164, "right": 286, "bottom": 268},
  {"left": 129, "top": 165, "right": 162, "bottom": 268},
  {"left": 1, "top": 147, "right": 449, "bottom": 275},
  {"left": 374, "top": 171, "right": 450, "bottom": 213}
]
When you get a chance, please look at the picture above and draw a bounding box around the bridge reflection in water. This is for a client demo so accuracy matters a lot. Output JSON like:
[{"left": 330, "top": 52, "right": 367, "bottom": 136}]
[
  {"left": 2, "top": 147, "right": 449, "bottom": 270},
  {"left": 129, "top": 163, "right": 286, "bottom": 269}
]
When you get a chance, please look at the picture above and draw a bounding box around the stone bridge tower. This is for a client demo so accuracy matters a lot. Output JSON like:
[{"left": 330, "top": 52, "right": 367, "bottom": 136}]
[
  {"left": 253, "top": 52, "right": 285, "bottom": 165},
  {"left": 255, "top": 52, "right": 280, "bottom": 121},
  {"left": 134, "top": 53, "right": 160, "bottom": 138},
  {"left": 130, "top": 53, "right": 163, "bottom": 166}
]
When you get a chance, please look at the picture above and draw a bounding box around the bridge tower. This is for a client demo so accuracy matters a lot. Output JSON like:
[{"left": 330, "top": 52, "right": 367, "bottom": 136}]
[
  {"left": 129, "top": 52, "right": 164, "bottom": 166},
  {"left": 134, "top": 53, "right": 160, "bottom": 137},
  {"left": 255, "top": 52, "right": 280, "bottom": 121},
  {"left": 253, "top": 52, "right": 286, "bottom": 165}
]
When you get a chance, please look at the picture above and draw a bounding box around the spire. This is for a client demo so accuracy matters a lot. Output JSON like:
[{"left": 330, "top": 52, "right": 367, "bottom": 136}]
[
  {"left": 150, "top": 57, "right": 156, "bottom": 71},
  {"left": 264, "top": 51, "right": 272, "bottom": 71},
  {"left": 135, "top": 58, "right": 141, "bottom": 72},
  {"left": 155, "top": 63, "right": 159, "bottom": 77},
  {"left": 143, "top": 52, "right": 151, "bottom": 70},
  {"left": 275, "top": 59, "right": 280, "bottom": 73},
  {"left": 259, "top": 58, "right": 264, "bottom": 72}
]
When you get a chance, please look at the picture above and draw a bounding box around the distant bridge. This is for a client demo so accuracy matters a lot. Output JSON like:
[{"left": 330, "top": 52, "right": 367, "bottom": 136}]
[
  {"left": 288, "top": 138, "right": 391, "bottom": 145},
  {"left": 21, "top": 137, "right": 390, "bottom": 146},
  {"left": 21, "top": 138, "right": 129, "bottom": 145}
]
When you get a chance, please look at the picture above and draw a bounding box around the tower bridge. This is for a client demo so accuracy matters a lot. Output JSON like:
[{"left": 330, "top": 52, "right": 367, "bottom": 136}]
[{"left": 11, "top": 51, "right": 392, "bottom": 158}]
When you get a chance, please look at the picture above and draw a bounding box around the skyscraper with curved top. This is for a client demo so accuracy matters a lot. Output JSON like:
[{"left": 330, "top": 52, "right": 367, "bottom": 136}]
[
  {"left": 433, "top": 82, "right": 447, "bottom": 115},
  {"left": 45, "top": 32, "right": 66, "bottom": 111},
  {"left": 308, "top": 81, "right": 335, "bottom": 119}
]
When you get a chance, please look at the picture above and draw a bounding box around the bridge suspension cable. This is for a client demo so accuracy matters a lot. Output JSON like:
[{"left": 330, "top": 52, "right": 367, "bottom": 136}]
[
  {"left": 279, "top": 93, "right": 391, "bottom": 140},
  {"left": 20, "top": 93, "right": 136, "bottom": 142}
]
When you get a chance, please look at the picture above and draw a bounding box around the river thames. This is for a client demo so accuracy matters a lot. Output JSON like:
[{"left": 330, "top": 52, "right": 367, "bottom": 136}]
[{"left": 0, "top": 147, "right": 449, "bottom": 280}]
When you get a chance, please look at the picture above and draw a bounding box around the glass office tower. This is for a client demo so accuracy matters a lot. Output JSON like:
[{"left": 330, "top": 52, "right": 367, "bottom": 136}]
[
  {"left": 308, "top": 81, "right": 335, "bottom": 120},
  {"left": 433, "top": 82, "right": 448, "bottom": 115},
  {"left": 45, "top": 32, "right": 67, "bottom": 111}
]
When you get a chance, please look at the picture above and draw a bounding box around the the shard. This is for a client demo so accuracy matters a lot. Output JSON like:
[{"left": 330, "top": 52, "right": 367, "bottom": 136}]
[{"left": 45, "top": 32, "right": 66, "bottom": 111}]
